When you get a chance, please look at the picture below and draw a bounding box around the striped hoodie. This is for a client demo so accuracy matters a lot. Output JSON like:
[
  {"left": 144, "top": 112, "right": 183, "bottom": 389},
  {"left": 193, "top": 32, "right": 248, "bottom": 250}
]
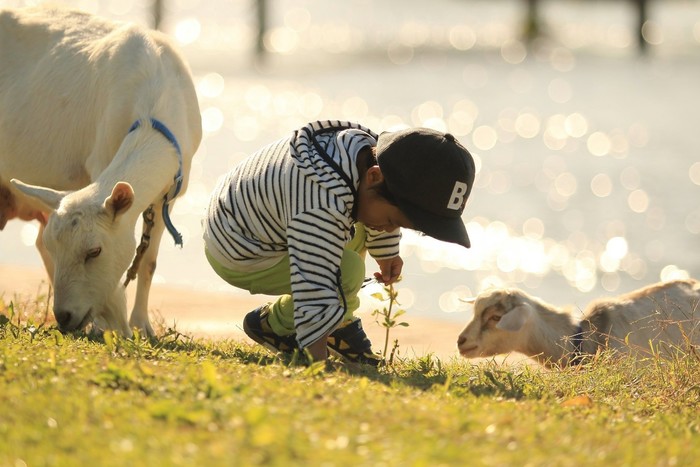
[{"left": 203, "top": 120, "right": 401, "bottom": 348}]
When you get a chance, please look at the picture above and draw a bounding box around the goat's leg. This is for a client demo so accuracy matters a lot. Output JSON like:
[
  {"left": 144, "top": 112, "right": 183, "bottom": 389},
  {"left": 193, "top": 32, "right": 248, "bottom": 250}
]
[{"left": 128, "top": 202, "right": 167, "bottom": 337}]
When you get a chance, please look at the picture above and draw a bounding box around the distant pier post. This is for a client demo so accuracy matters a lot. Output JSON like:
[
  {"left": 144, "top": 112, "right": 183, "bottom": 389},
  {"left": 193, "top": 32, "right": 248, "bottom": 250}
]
[
  {"left": 153, "top": 0, "right": 164, "bottom": 30},
  {"left": 635, "top": 0, "right": 649, "bottom": 53},
  {"left": 255, "top": 0, "right": 268, "bottom": 58}
]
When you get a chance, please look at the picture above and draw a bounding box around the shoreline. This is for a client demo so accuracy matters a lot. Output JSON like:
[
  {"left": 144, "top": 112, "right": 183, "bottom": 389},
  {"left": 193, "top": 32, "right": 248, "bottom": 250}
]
[{"left": 0, "top": 264, "right": 466, "bottom": 360}]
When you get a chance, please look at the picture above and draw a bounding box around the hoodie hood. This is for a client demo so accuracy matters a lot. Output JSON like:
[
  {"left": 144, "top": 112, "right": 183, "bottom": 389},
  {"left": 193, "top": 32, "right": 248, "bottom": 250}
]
[{"left": 289, "top": 120, "right": 378, "bottom": 209}]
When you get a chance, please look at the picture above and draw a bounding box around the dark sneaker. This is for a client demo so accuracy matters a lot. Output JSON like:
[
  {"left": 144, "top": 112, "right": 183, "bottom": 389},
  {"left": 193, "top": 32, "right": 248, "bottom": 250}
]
[
  {"left": 243, "top": 304, "right": 299, "bottom": 354},
  {"left": 327, "top": 318, "right": 383, "bottom": 366}
]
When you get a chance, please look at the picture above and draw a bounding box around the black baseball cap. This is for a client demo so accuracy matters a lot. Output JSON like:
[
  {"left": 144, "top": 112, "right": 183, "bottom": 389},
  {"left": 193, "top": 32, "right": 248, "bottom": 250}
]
[{"left": 376, "top": 128, "right": 475, "bottom": 248}]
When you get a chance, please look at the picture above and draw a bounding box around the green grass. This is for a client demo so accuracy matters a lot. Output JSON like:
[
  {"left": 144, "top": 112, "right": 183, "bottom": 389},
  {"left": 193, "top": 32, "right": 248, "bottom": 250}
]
[{"left": 2, "top": 291, "right": 699, "bottom": 466}]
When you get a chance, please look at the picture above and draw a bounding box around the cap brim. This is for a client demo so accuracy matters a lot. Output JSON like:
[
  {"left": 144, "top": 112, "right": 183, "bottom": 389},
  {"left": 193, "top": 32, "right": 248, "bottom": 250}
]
[{"left": 396, "top": 198, "right": 471, "bottom": 248}]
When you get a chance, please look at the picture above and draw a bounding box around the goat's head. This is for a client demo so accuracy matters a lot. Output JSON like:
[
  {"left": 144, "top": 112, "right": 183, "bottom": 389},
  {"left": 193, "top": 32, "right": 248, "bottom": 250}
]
[
  {"left": 457, "top": 288, "right": 535, "bottom": 358},
  {"left": 11, "top": 179, "right": 136, "bottom": 335}
]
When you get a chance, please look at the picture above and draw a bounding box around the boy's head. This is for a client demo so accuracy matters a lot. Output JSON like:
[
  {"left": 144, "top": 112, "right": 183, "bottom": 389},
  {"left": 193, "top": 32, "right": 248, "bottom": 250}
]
[{"left": 376, "top": 128, "right": 475, "bottom": 248}]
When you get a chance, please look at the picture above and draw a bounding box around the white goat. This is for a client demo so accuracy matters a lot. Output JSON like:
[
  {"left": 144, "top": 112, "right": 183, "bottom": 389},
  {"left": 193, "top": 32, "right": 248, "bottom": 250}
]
[
  {"left": 0, "top": 6, "right": 202, "bottom": 336},
  {"left": 457, "top": 279, "right": 700, "bottom": 367}
]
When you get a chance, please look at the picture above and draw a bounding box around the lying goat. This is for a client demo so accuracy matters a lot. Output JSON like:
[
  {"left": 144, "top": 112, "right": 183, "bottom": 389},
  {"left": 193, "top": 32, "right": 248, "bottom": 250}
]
[
  {"left": 457, "top": 279, "right": 700, "bottom": 367},
  {"left": 0, "top": 6, "right": 202, "bottom": 336}
]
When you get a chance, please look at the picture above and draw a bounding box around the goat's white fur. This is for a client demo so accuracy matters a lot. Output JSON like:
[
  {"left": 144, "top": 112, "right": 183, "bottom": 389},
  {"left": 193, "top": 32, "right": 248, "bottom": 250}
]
[
  {"left": 457, "top": 279, "right": 700, "bottom": 367},
  {"left": 0, "top": 6, "right": 202, "bottom": 336}
]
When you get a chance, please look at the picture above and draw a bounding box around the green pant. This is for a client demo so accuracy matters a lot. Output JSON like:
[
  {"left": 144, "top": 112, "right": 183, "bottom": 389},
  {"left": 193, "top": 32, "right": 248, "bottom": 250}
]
[{"left": 206, "top": 224, "right": 368, "bottom": 336}]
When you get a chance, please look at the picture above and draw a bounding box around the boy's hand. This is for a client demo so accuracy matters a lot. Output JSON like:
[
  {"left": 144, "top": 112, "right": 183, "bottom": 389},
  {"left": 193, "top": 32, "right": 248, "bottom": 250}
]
[{"left": 374, "top": 256, "right": 403, "bottom": 285}]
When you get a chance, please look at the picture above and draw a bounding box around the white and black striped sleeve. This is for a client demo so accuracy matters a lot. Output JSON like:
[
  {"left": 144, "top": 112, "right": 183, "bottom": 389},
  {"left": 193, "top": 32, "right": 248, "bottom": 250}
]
[
  {"left": 366, "top": 227, "right": 401, "bottom": 260},
  {"left": 286, "top": 207, "right": 351, "bottom": 349}
]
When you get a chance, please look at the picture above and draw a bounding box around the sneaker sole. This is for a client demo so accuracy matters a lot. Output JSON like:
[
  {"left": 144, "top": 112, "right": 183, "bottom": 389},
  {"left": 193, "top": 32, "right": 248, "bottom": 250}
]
[
  {"left": 327, "top": 346, "right": 382, "bottom": 366},
  {"left": 327, "top": 346, "right": 349, "bottom": 362}
]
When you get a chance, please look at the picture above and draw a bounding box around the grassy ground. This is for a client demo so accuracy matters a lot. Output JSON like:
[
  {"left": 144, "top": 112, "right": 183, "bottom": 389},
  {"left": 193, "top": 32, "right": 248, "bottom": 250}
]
[{"left": 2, "top": 291, "right": 699, "bottom": 467}]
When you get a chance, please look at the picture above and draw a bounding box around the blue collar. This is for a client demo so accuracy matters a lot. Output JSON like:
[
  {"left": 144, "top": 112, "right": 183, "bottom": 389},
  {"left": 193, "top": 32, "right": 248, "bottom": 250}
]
[
  {"left": 569, "top": 324, "right": 585, "bottom": 365},
  {"left": 128, "top": 118, "right": 184, "bottom": 246}
]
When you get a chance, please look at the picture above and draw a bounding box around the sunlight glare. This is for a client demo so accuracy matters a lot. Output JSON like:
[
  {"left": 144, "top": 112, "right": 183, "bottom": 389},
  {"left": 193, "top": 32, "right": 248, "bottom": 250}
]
[
  {"left": 472, "top": 125, "right": 498, "bottom": 150},
  {"left": 266, "top": 27, "right": 299, "bottom": 54},
  {"left": 448, "top": 110, "right": 475, "bottom": 136},
  {"left": 601, "top": 272, "right": 620, "bottom": 292},
  {"left": 606, "top": 237, "right": 629, "bottom": 260},
  {"left": 449, "top": 25, "right": 477, "bottom": 51},
  {"left": 522, "top": 217, "right": 545, "bottom": 239},
  {"left": 174, "top": 18, "right": 201, "bottom": 45},
  {"left": 439, "top": 290, "right": 469, "bottom": 313},
  {"left": 20, "top": 224, "right": 39, "bottom": 247},
  {"left": 686, "top": 210, "right": 700, "bottom": 234},
  {"left": 500, "top": 39, "right": 527, "bottom": 64},
  {"left": 342, "top": 96, "right": 369, "bottom": 120},
  {"left": 587, "top": 131, "right": 611, "bottom": 156},
  {"left": 548, "top": 78, "right": 572, "bottom": 104},
  {"left": 298, "top": 92, "right": 324, "bottom": 119},
  {"left": 660, "top": 265, "right": 690, "bottom": 282},
  {"left": 201, "top": 107, "right": 224, "bottom": 133},
  {"left": 412, "top": 101, "right": 444, "bottom": 125},
  {"left": 628, "top": 189, "right": 649, "bottom": 213},
  {"left": 245, "top": 85, "right": 273, "bottom": 112},
  {"left": 689, "top": 162, "right": 700, "bottom": 186},
  {"left": 515, "top": 112, "right": 540, "bottom": 139},
  {"left": 197, "top": 73, "right": 225, "bottom": 98},
  {"left": 232, "top": 116, "right": 261, "bottom": 142},
  {"left": 564, "top": 113, "right": 588, "bottom": 138},
  {"left": 590, "top": 173, "right": 612, "bottom": 197},
  {"left": 554, "top": 172, "right": 577, "bottom": 197},
  {"left": 620, "top": 166, "right": 640, "bottom": 190}
]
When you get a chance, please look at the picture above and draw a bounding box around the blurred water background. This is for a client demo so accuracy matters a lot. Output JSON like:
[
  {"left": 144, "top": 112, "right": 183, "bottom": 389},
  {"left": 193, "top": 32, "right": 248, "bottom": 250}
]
[{"left": 2, "top": 0, "right": 700, "bottom": 324}]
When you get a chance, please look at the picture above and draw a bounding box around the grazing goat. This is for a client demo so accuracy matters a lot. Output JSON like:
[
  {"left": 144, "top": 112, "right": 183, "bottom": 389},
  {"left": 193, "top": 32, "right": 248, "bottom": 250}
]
[
  {"left": 457, "top": 279, "right": 700, "bottom": 367},
  {"left": 0, "top": 6, "right": 202, "bottom": 336}
]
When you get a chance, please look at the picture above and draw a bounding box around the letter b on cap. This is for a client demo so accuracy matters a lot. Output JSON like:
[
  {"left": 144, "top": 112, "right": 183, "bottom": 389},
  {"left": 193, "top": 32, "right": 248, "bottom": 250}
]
[{"left": 447, "top": 181, "right": 468, "bottom": 210}]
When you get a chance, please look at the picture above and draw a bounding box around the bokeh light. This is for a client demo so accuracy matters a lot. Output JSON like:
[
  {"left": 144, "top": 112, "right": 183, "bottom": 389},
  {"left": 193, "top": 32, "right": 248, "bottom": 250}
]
[
  {"left": 197, "top": 73, "right": 225, "bottom": 98},
  {"left": 514, "top": 112, "right": 540, "bottom": 139},
  {"left": 201, "top": 107, "right": 224, "bottom": 133},
  {"left": 449, "top": 26, "right": 477, "bottom": 51},
  {"left": 548, "top": 78, "right": 572, "bottom": 104},
  {"left": 587, "top": 131, "right": 612, "bottom": 156},
  {"left": 20, "top": 224, "right": 38, "bottom": 247},
  {"left": 660, "top": 265, "right": 690, "bottom": 282},
  {"left": 500, "top": 39, "right": 527, "bottom": 64},
  {"left": 565, "top": 113, "right": 588, "bottom": 138},
  {"left": 472, "top": 125, "right": 498, "bottom": 150},
  {"left": 174, "top": 18, "right": 201, "bottom": 45},
  {"left": 628, "top": 189, "right": 649, "bottom": 213},
  {"left": 620, "top": 166, "right": 641, "bottom": 190},
  {"left": 590, "top": 173, "right": 613, "bottom": 197},
  {"left": 266, "top": 27, "right": 300, "bottom": 54},
  {"left": 689, "top": 162, "right": 700, "bottom": 185}
]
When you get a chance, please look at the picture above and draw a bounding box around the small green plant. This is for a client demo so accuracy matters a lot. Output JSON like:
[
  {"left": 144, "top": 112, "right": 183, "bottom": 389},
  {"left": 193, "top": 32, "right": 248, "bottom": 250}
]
[
  {"left": 370, "top": 283, "right": 408, "bottom": 362},
  {"left": 0, "top": 283, "right": 53, "bottom": 340}
]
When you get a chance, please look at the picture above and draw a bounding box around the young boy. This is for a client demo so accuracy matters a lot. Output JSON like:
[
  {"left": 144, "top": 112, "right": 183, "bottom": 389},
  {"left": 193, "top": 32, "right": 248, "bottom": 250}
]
[{"left": 203, "top": 120, "right": 475, "bottom": 364}]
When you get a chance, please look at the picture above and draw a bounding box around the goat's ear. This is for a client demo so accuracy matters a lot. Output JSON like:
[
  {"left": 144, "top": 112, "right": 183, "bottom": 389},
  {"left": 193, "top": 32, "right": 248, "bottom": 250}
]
[
  {"left": 104, "top": 182, "right": 134, "bottom": 219},
  {"left": 460, "top": 297, "right": 477, "bottom": 304},
  {"left": 10, "top": 179, "right": 65, "bottom": 212},
  {"left": 496, "top": 303, "right": 532, "bottom": 332}
]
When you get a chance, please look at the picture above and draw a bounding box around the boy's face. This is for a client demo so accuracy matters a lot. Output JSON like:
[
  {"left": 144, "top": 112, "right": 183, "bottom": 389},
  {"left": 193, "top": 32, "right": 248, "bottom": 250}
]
[{"left": 356, "top": 166, "right": 414, "bottom": 232}]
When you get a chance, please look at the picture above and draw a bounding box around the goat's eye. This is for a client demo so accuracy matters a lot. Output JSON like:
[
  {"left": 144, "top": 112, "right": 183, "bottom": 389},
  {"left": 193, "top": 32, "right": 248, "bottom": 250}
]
[
  {"left": 491, "top": 315, "right": 501, "bottom": 322},
  {"left": 85, "top": 247, "right": 102, "bottom": 262}
]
